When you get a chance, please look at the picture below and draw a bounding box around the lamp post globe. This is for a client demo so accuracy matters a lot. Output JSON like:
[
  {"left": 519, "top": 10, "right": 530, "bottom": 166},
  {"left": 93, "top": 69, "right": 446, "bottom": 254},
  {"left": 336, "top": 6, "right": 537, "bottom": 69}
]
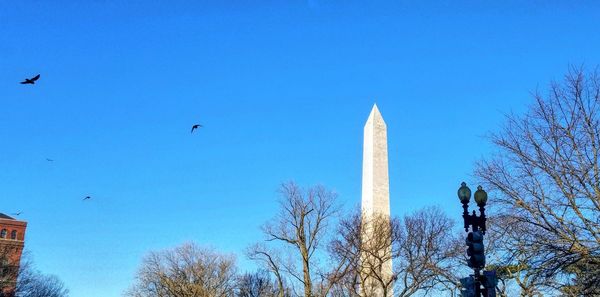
[
  {"left": 458, "top": 182, "right": 471, "bottom": 204},
  {"left": 474, "top": 185, "right": 488, "bottom": 206}
]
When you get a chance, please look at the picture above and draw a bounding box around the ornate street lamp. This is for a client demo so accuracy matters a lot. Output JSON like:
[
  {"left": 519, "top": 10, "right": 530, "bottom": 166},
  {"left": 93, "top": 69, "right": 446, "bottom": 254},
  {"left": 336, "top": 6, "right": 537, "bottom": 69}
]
[
  {"left": 458, "top": 182, "right": 487, "bottom": 234},
  {"left": 457, "top": 182, "right": 496, "bottom": 297}
]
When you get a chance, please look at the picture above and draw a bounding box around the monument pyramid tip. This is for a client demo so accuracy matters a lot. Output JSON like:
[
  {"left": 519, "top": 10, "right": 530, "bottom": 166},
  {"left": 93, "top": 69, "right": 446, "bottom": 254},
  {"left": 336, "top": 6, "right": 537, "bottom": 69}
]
[
  {"left": 372, "top": 103, "right": 379, "bottom": 111},
  {"left": 367, "top": 103, "right": 385, "bottom": 123},
  {"left": 365, "top": 104, "right": 385, "bottom": 127}
]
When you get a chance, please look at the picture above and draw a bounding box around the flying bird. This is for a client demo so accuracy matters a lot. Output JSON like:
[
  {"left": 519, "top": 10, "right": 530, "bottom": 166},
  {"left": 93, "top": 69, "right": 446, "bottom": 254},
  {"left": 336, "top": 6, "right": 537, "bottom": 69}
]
[
  {"left": 20, "top": 74, "right": 40, "bottom": 85},
  {"left": 191, "top": 124, "right": 203, "bottom": 133},
  {"left": 83, "top": 196, "right": 91, "bottom": 201},
  {"left": 11, "top": 211, "right": 22, "bottom": 216},
  {"left": 46, "top": 158, "right": 54, "bottom": 162}
]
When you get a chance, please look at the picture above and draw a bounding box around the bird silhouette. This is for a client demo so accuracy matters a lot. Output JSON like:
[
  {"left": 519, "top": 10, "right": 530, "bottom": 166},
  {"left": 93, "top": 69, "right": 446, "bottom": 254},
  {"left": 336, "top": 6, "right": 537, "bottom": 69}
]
[
  {"left": 20, "top": 74, "right": 40, "bottom": 84},
  {"left": 191, "top": 124, "right": 203, "bottom": 133},
  {"left": 83, "top": 196, "right": 91, "bottom": 201},
  {"left": 11, "top": 211, "right": 22, "bottom": 216},
  {"left": 46, "top": 158, "right": 54, "bottom": 162}
]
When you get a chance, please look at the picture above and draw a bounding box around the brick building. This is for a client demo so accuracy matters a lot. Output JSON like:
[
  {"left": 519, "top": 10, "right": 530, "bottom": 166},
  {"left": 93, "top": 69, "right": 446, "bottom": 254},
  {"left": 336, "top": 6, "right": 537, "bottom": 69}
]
[{"left": 0, "top": 213, "right": 27, "bottom": 297}]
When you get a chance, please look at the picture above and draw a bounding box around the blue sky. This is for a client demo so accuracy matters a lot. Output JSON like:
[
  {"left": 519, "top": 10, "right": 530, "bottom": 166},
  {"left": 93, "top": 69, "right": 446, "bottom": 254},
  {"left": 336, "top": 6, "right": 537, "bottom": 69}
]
[{"left": 1, "top": 1, "right": 599, "bottom": 296}]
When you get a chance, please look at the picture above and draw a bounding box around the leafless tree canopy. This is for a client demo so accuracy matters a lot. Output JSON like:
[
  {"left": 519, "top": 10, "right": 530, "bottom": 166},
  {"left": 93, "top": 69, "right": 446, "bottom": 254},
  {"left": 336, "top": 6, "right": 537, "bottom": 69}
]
[
  {"left": 254, "top": 182, "right": 339, "bottom": 297},
  {"left": 236, "top": 270, "right": 283, "bottom": 297},
  {"left": 476, "top": 67, "right": 600, "bottom": 295},
  {"left": 0, "top": 249, "right": 69, "bottom": 297},
  {"left": 396, "top": 207, "right": 463, "bottom": 297},
  {"left": 16, "top": 272, "right": 70, "bottom": 297},
  {"left": 126, "top": 242, "right": 237, "bottom": 297},
  {"left": 329, "top": 207, "right": 463, "bottom": 297}
]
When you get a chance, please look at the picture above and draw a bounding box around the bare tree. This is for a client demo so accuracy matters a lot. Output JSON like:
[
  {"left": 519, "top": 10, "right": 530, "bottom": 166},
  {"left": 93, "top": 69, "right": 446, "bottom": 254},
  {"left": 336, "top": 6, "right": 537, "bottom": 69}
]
[
  {"left": 126, "top": 242, "right": 237, "bottom": 297},
  {"left": 236, "top": 270, "right": 282, "bottom": 297},
  {"left": 329, "top": 207, "right": 463, "bottom": 297},
  {"left": 253, "top": 182, "right": 339, "bottom": 297},
  {"left": 16, "top": 272, "right": 69, "bottom": 297},
  {"left": 476, "top": 67, "right": 600, "bottom": 295},
  {"left": 396, "top": 207, "right": 463, "bottom": 296},
  {"left": 0, "top": 249, "right": 69, "bottom": 297}
]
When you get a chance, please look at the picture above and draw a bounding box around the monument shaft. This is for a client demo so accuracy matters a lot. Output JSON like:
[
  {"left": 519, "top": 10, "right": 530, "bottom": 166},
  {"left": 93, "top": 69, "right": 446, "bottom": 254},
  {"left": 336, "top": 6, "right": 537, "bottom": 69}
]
[
  {"left": 362, "top": 104, "right": 390, "bottom": 217},
  {"left": 361, "top": 104, "right": 393, "bottom": 297}
]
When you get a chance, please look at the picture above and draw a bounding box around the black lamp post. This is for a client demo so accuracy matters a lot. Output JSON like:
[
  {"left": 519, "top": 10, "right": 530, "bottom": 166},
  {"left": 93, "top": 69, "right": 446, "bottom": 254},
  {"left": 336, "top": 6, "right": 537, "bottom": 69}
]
[{"left": 457, "top": 182, "right": 496, "bottom": 297}]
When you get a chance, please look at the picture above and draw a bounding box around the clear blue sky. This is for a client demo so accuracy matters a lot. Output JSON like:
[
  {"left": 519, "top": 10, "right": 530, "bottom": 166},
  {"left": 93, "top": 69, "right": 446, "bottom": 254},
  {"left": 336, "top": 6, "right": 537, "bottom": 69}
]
[{"left": 1, "top": 1, "right": 599, "bottom": 296}]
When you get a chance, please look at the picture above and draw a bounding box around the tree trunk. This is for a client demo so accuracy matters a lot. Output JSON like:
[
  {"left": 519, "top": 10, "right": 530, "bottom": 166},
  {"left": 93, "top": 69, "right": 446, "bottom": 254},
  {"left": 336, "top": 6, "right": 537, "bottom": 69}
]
[{"left": 300, "top": 234, "right": 312, "bottom": 297}]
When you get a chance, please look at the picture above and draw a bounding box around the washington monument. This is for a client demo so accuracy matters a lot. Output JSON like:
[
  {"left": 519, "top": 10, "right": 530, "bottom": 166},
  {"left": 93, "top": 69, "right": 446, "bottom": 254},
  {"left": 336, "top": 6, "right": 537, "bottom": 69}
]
[{"left": 361, "top": 104, "right": 393, "bottom": 296}]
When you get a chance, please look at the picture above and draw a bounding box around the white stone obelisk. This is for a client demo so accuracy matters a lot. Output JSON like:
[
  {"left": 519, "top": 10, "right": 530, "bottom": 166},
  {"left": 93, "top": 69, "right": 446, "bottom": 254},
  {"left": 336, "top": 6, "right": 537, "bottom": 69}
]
[{"left": 361, "top": 104, "right": 393, "bottom": 296}]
